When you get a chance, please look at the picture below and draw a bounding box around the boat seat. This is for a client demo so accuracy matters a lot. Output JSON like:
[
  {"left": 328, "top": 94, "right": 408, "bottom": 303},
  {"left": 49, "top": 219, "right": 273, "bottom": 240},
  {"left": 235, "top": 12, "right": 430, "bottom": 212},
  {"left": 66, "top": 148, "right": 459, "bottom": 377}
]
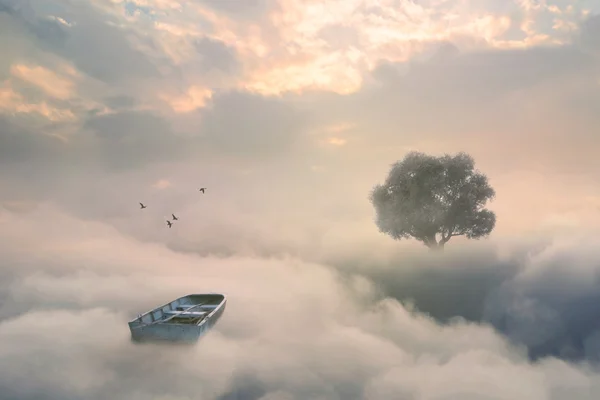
[
  {"left": 164, "top": 310, "right": 207, "bottom": 317},
  {"left": 175, "top": 304, "right": 217, "bottom": 310}
]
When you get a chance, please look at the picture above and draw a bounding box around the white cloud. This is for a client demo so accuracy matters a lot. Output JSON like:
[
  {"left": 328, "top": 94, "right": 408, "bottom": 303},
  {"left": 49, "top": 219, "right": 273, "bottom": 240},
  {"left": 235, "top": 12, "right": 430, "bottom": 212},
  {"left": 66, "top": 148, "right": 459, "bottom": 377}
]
[{"left": 2, "top": 206, "right": 600, "bottom": 399}]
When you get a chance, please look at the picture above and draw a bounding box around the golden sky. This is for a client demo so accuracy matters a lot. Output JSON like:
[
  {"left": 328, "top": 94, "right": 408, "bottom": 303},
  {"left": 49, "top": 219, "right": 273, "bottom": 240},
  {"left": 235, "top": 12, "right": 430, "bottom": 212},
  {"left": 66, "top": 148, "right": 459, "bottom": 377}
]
[{"left": 0, "top": 0, "right": 599, "bottom": 245}]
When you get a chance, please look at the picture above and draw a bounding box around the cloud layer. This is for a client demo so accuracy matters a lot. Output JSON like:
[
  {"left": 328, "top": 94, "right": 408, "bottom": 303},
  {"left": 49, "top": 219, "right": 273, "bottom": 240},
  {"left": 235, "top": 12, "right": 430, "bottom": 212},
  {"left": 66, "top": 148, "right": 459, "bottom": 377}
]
[{"left": 3, "top": 207, "right": 600, "bottom": 400}]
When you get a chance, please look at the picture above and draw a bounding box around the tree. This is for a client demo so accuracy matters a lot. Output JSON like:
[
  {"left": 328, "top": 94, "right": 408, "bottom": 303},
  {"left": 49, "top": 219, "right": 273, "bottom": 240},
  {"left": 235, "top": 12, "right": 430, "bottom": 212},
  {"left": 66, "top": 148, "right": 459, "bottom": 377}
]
[{"left": 369, "top": 151, "right": 496, "bottom": 250}]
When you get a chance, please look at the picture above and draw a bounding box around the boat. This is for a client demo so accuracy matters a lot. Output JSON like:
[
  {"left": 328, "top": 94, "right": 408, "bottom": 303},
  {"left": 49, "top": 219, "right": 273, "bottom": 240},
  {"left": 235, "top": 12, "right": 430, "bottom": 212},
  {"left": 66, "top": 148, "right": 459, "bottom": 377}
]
[{"left": 128, "top": 293, "right": 227, "bottom": 344}]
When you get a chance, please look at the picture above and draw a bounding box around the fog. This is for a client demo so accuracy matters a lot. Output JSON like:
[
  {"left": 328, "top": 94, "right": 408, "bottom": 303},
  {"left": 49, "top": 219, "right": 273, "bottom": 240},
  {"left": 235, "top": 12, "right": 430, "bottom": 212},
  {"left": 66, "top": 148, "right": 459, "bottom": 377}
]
[{"left": 2, "top": 199, "right": 600, "bottom": 399}]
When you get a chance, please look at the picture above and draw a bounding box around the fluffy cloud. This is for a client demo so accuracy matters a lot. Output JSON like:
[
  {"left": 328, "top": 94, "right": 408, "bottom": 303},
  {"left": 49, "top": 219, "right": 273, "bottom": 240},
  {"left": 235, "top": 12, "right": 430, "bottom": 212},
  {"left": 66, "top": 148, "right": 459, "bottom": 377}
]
[
  {"left": 338, "top": 235, "right": 600, "bottom": 362},
  {"left": 2, "top": 207, "right": 600, "bottom": 399},
  {"left": 0, "top": 0, "right": 159, "bottom": 88}
]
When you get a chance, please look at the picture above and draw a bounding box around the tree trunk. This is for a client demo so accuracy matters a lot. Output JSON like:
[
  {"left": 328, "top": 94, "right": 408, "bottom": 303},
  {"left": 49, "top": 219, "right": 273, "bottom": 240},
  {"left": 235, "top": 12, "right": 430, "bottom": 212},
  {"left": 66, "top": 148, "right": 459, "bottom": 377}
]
[
  {"left": 423, "top": 234, "right": 443, "bottom": 251},
  {"left": 423, "top": 234, "right": 446, "bottom": 251},
  {"left": 435, "top": 232, "right": 453, "bottom": 251}
]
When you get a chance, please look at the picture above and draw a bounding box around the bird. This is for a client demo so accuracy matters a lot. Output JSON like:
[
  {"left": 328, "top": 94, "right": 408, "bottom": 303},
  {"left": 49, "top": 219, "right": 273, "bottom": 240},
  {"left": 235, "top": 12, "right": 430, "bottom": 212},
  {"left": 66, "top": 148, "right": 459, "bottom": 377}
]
[
  {"left": 172, "top": 213, "right": 178, "bottom": 221},
  {"left": 198, "top": 187, "right": 206, "bottom": 193},
  {"left": 166, "top": 220, "right": 173, "bottom": 228},
  {"left": 139, "top": 202, "right": 147, "bottom": 209}
]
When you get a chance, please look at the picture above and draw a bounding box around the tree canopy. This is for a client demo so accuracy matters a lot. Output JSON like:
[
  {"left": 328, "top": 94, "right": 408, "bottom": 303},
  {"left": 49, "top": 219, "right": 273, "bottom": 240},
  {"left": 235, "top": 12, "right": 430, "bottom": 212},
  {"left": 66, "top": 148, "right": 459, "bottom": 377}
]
[{"left": 370, "top": 151, "right": 496, "bottom": 250}]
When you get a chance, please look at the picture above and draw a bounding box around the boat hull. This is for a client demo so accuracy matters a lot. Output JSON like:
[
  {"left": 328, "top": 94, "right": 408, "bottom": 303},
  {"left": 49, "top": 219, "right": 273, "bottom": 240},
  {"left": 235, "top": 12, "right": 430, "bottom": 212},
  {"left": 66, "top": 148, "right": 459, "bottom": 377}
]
[{"left": 128, "top": 293, "right": 226, "bottom": 344}]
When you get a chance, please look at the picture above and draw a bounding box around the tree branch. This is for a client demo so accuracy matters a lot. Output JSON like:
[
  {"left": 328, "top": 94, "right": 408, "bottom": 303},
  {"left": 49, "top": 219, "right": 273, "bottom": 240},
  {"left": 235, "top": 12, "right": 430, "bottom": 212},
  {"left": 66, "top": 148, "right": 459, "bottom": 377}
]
[
  {"left": 440, "top": 233, "right": 452, "bottom": 245},
  {"left": 440, "top": 231, "right": 448, "bottom": 242}
]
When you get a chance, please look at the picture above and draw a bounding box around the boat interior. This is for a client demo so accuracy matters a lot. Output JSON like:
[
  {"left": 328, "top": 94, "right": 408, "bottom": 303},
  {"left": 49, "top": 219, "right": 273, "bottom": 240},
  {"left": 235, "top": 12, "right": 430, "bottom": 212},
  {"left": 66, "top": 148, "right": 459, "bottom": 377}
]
[{"left": 135, "top": 294, "right": 225, "bottom": 326}]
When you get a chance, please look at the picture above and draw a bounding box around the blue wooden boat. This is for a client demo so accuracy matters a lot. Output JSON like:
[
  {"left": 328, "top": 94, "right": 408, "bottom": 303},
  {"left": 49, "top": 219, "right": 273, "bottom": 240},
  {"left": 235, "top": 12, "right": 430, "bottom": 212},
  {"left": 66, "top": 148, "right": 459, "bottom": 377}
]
[{"left": 128, "top": 293, "right": 227, "bottom": 343}]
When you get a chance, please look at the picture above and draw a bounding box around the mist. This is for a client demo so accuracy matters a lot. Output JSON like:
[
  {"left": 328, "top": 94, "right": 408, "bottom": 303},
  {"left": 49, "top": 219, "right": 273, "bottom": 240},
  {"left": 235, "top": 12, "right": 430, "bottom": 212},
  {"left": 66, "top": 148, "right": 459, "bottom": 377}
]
[{"left": 3, "top": 198, "right": 600, "bottom": 399}]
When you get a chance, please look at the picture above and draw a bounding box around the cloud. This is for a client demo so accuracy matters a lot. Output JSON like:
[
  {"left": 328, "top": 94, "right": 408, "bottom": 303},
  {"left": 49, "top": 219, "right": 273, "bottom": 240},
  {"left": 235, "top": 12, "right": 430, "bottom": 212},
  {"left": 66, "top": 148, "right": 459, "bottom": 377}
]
[
  {"left": 195, "top": 0, "right": 279, "bottom": 20},
  {"left": 3, "top": 207, "right": 600, "bottom": 399},
  {"left": 83, "top": 110, "right": 184, "bottom": 170},
  {"left": 196, "top": 90, "right": 313, "bottom": 160},
  {"left": 194, "top": 36, "right": 241, "bottom": 74},
  {"left": 152, "top": 179, "right": 171, "bottom": 189},
  {"left": 10, "top": 63, "right": 75, "bottom": 100},
  {"left": 0, "top": 83, "right": 76, "bottom": 122},
  {"left": 333, "top": 234, "right": 600, "bottom": 363},
  {"left": 337, "top": 42, "right": 597, "bottom": 153},
  {"left": 103, "top": 95, "right": 137, "bottom": 111},
  {"left": 0, "top": 117, "right": 69, "bottom": 171},
  {"left": 0, "top": 0, "right": 160, "bottom": 86},
  {"left": 579, "top": 13, "right": 600, "bottom": 54}
]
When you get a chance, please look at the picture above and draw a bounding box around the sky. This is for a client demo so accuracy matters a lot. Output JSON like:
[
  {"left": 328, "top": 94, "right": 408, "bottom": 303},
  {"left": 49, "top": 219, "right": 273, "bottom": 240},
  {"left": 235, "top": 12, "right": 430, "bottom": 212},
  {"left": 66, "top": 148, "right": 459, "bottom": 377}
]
[{"left": 1, "top": 0, "right": 600, "bottom": 399}]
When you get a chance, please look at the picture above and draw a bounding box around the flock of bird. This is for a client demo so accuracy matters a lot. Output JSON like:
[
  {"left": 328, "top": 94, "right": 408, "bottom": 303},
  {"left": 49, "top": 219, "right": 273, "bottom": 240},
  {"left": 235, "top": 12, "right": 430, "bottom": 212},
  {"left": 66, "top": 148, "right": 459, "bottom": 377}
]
[{"left": 139, "top": 187, "right": 207, "bottom": 228}]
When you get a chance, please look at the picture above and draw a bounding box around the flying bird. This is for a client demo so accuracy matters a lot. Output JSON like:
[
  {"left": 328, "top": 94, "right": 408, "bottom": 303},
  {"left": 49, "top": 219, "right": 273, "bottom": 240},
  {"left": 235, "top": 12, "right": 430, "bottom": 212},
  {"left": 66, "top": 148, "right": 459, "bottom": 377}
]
[
  {"left": 139, "top": 202, "right": 147, "bottom": 209},
  {"left": 166, "top": 220, "right": 173, "bottom": 228},
  {"left": 198, "top": 187, "right": 206, "bottom": 193},
  {"left": 172, "top": 214, "right": 178, "bottom": 221}
]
